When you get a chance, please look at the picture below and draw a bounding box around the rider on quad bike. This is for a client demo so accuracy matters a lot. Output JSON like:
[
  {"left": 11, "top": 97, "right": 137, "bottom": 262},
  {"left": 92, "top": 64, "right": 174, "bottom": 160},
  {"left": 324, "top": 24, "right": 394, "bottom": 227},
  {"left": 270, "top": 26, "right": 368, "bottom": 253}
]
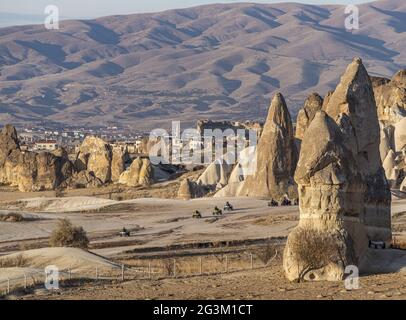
[
  {"left": 224, "top": 201, "right": 234, "bottom": 211},
  {"left": 213, "top": 206, "right": 223, "bottom": 216},
  {"left": 193, "top": 210, "right": 202, "bottom": 219}
]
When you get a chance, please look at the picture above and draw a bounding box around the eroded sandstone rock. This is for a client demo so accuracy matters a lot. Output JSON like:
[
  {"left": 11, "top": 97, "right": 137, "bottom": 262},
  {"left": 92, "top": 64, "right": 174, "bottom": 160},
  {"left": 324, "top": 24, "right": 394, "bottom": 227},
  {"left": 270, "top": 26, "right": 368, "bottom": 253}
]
[
  {"left": 284, "top": 58, "right": 392, "bottom": 282},
  {"left": 75, "top": 136, "right": 112, "bottom": 183},
  {"left": 118, "top": 157, "right": 154, "bottom": 187},
  {"left": 178, "top": 178, "right": 193, "bottom": 200},
  {"left": 0, "top": 125, "right": 74, "bottom": 192},
  {"left": 295, "top": 93, "right": 323, "bottom": 142},
  {"left": 237, "top": 93, "right": 297, "bottom": 199},
  {"left": 373, "top": 69, "right": 406, "bottom": 124}
]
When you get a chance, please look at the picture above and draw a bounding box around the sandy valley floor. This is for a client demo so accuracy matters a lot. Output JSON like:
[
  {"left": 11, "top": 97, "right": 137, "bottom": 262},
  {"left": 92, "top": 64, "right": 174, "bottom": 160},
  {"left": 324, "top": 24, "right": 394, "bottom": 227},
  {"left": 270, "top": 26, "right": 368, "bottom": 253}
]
[{"left": 1, "top": 192, "right": 406, "bottom": 300}]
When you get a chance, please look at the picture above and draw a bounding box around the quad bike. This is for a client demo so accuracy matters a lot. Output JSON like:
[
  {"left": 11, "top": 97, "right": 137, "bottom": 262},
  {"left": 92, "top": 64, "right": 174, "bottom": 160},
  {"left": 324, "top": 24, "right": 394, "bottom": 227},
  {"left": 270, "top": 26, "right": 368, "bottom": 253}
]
[
  {"left": 223, "top": 204, "right": 234, "bottom": 212},
  {"left": 268, "top": 200, "right": 279, "bottom": 207},
  {"left": 193, "top": 211, "right": 202, "bottom": 219},
  {"left": 280, "top": 198, "right": 292, "bottom": 206},
  {"left": 213, "top": 209, "right": 223, "bottom": 216},
  {"left": 119, "top": 230, "right": 131, "bottom": 237}
]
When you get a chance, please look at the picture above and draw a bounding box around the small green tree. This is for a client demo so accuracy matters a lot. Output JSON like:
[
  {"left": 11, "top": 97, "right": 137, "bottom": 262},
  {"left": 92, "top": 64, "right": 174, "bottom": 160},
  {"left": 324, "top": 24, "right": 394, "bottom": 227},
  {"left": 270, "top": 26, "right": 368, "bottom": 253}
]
[{"left": 49, "top": 218, "right": 89, "bottom": 249}]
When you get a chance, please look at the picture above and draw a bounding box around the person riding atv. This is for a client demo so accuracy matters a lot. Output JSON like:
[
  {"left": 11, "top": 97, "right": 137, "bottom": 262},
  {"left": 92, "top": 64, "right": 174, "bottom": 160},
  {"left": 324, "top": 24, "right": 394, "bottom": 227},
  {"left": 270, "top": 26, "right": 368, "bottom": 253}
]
[
  {"left": 280, "top": 196, "right": 292, "bottom": 206},
  {"left": 268, "top": 199, "right": 279, "bottom": 207},
  {"left": 213, "top": 206, "right": 223, "bottom": 216},
  {"left": 224, "top": 201, "right": 234, "bottom": 211},
  {"left": 193, "top": 210, "right": 202, "bottom": 219},
  {"left": 120, "top": 227, "right": 130, "bottom": 237}
]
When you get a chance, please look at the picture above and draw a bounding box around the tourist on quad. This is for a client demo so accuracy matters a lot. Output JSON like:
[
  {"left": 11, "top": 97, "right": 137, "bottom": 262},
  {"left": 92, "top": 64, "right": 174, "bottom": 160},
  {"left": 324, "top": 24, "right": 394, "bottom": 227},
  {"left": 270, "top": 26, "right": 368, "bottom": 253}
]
[
  {"left": 268, "top": 199, "right": 279, "bottom": 207},
  {"left": 193, "top": 210, "right": 202, "bottom": 219},
  {"left": 281, "top": 196, "right": 292, "bottom": 206},
  {"left": 224, "top": 201, "right": 234, "bottom": 211},
  {"left": 120, "top": 227, "right": 130, "bottom": 237},
  {"left": 213, "top": 206, "right": 223, "bottom": 216}
]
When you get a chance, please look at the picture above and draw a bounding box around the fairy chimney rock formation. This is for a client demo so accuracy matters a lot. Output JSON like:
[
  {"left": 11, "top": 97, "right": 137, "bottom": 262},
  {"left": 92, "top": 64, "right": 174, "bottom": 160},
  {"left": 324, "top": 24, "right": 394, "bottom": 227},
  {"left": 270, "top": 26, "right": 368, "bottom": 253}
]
[
  {"left": 237, "top": 92, "right": 297, "bottom": 199},
  {"left": 118, "top": 157, "right": 154, "bottom": 187},
  {"left": 75, "top": 136, "right": 112, "bottom": 183},
  {"left": 111, "top": 147, "right": 128, "bottom": 182},
  {"left": 178, "top": 178, "right": 193, "bottom": 200},
  {"left": 0, "top": 125, "right": 73, "bottom": 191},
  {"left": 295, "top": 93, "right": 323, "bottom": 142},
  {"left": 284, "top": 58, "right": 392, "bottom": 282}
]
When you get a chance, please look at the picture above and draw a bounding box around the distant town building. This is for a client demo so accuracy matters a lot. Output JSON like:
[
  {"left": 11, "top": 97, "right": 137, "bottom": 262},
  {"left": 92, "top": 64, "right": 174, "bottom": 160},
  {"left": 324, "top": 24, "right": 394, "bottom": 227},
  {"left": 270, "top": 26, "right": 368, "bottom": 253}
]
[{"left": 34, "top": 140, "right": 59, "bottom": 151}]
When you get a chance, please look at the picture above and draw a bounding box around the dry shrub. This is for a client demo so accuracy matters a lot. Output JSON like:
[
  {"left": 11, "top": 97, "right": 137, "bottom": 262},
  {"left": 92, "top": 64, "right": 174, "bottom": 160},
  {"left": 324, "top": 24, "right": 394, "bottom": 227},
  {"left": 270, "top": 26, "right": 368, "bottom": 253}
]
[
  {"left": 290, "top": 228, "right": 343, "bottom": 282},
  {"left": 0, "top": 254, "right": 27, "bottom": 268},
  {"left": 0, "top": 212, "right": 24, "bottom": 222},
  {"left": 161, "top": 259, "right": 175, "bottom": 276},
  {"left": 49, "top": 218, "right": 89, "bottom": 249},
  {"left": 255, "top": 243, "right": 279, "bottom": 265}
]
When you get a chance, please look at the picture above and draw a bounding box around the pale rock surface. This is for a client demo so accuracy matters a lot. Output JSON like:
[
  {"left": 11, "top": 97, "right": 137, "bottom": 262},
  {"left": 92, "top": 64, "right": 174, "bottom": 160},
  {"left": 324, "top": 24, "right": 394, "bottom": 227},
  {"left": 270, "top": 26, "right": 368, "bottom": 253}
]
[
  {"left": 284, "top": 58, "right": 392, "bottom": 282},
  {"left": 75, "top": 136, "right": 113, "bottom": 183},
  {"left": 214, "top": 146, "right": 256, "bottom": 197},
  {"left": 284, "top": 111, "right": 367, "bottom": 281},
  {"left": 383, "top": 150, "right": 399, "bottom": 187},
  {"left": 394, "top": 117, "right": 406, "bottom": 153},
  {"left": 0, "top": 125, "right": 74, "bottom": 192},
  {"left": 178, "top": 178, "right": 193, "bottom": 200},
  {"left": 237, "top": 93, "right": 297, "bottom": 200},
  {"left": 373, "top": 69, "right": 406, "bottom": 124},
  {"left": 118, "top": 157, "right": 154, "bottom": 187},
  {"left": 197, "top": 151, "right": 236, "bottom": 187},
  {"left": 379, "top": 124, "right": 393, "bottom": 162},
  {"left": 323, "top": 57, "right": 391, "bottom": 242},
  {"left": 111, "top": 147, "right": 128, "bottom": 182},
  {"left": 295, "top": 93, "right": 323, "bottom": 142}
]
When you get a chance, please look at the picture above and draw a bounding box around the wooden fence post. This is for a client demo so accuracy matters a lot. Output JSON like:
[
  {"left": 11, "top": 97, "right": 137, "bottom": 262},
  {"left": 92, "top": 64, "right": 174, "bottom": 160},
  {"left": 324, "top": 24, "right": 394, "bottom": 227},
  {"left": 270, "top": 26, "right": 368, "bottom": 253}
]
[
  {"left": 24, "top": 274, "right": 27, "bottom": 289},
  {"left": 121, "top": 264, "right": 125, "bottom": 281},
  {"left": 173, "top": 259, "right": 176, "bottom": 277},
  {"left": 250, "top": 253, "right": 253, "bottom": 270},
  {"left": 225, "top": 255, "right": 228, "bottom": 273},
  {"left": 95, "top": 267, "right": 98, "bottom": 280}
]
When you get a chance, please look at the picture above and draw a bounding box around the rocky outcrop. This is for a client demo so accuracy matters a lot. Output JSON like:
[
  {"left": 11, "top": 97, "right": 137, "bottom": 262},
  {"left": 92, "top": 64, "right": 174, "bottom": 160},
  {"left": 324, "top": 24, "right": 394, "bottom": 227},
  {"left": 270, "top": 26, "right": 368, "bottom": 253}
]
[
  {"left": 214, "top": 146, "right": 256, "bottom": 197},
  {"left": 0, "top": 125, "right": 74, "bottom": 192},
  {"left": 75, "top": 136, "right": 112, "bottom": 183},
  {"left": 178, "top": 178, "right": 193, "bottom": 200},
  {"left": 111, "top": 147, "right": 128, "bottom": 182},
  {"left": 284, "top": 58, "right": 392, "bottom": 282},
  {"left": 323, "top": 57, "right": 391, "bottom": 242},
  {"left": 373, "top": 69, "right": 406, "bottom": 124},
  {"left": 284, "top": 111, "right": 365, "bottom": 281},
  {"left": 197, "top": 151, "right": 235, "bottom": 187},
  {"left": 394, "top": 117, "right": 406, "bottom": 153},
  {"left": 237, "top": 93, "right": 297, "bottom": 200},
  {"left": 295, "top": 93, "right": 323, "bottom": 142},
  {"left": 64, "top": 170, "right": 103, "bottom": 189},
  {"left": 118, "top": 157, "right": 154, "bottom": 187},
  {"left": 383, "top": 150, "right": 399, "bottom": 187}
]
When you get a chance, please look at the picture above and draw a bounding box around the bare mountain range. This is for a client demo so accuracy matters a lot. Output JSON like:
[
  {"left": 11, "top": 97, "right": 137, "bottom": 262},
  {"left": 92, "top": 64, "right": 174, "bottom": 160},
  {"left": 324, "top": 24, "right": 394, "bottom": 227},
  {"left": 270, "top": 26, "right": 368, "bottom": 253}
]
[{"left": 0, "top": 0, "right": 404, "bottom": 130}]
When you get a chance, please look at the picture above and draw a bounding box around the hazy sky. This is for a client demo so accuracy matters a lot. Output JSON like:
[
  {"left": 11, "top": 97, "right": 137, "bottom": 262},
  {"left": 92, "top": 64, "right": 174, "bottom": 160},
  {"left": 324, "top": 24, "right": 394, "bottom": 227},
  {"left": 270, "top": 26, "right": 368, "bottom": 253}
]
[{"left": 0, "top": 0, "right": 375, "bottom": 18}]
